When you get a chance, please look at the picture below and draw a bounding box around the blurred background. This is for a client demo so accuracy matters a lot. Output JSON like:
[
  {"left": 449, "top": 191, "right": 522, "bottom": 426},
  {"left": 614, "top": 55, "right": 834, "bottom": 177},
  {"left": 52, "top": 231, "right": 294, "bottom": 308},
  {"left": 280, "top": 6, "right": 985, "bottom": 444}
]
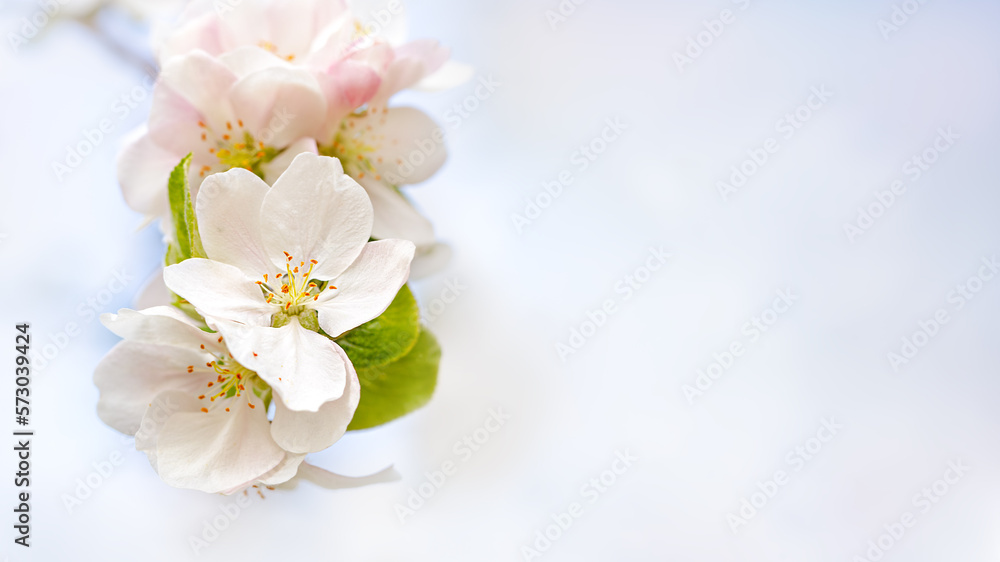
[{"left": 3, "top": 0, "right": 1000, "bottom": 560}]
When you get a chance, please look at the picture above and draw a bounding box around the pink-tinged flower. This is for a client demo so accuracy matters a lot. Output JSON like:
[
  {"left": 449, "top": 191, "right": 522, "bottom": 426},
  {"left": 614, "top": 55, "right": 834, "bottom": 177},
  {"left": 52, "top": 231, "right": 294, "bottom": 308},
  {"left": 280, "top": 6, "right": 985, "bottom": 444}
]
[
  {"left": 162, "top": 153, "right": 415, "bottom": 414},
  {"left": 135, "top": 0, "right": 468, "bottom": 271},
  {"left": 318, "top": 106, "right": 445, "bottom": 246},
  {"left": 153, "top": 0, "right": 461, "bottom": 113},
  {"left": 96, "top": 306, "right": 400, "bottom": 493},
  {"left": 117, "top": 47, "right": 327, "bottom": 219}
]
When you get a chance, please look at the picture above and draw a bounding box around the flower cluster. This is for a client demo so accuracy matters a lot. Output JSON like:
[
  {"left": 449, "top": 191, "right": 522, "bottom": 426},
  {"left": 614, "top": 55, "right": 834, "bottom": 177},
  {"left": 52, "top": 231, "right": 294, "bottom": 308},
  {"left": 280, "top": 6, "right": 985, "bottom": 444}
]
[{"left": 96, "top": 0, "right": 460, "bottom": 494}]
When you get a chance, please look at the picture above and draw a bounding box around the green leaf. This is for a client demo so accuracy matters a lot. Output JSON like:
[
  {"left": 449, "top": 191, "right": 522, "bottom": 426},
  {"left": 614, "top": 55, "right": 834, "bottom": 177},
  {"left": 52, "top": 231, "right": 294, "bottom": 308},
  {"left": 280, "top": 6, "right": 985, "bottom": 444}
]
[
  {"left": 166, "top": 154, "right": 206, "bottom": 262},
  {"left": 336, "top": 285, "right": 420, "bottom": 369},
  {"left": 348, "top": 327, "right": 440, "bottom": 431}
]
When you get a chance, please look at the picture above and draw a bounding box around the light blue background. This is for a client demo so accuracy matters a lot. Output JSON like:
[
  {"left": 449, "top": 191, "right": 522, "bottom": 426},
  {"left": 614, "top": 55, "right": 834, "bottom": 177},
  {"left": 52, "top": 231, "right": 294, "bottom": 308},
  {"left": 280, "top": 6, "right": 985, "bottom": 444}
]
[{"left": 2, "top": 0, "right": 1000, "bottom": 560}]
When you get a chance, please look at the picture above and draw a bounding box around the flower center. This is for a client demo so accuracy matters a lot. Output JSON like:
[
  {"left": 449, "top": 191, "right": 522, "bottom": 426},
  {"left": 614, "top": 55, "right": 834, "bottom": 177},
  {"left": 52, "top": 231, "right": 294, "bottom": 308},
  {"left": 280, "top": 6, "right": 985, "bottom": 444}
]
[
  {"left": 255, "top": 253, "right": 338, "bottom": 319},
  {"left": 258, "top": 40, "right": 296, "bottom": 62},
  {"left": 318, "top": 112, "right": 386, "bottom": 182},
  {"left": 195, "top": 120, "right": 279, "bottom": 178},
  {"left": 191, "top": 344, "right": 271, "bottom": 413}
]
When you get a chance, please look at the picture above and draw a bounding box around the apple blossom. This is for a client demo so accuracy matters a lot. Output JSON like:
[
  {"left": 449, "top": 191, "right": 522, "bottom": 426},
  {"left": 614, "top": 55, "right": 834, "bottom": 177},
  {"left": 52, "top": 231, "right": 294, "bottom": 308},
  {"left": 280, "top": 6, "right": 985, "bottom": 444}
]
[
  {"left": 117, "top": 47, "right": 327, "bottom": 219},
  {"left": 147, "top": 0, "right": 463, "bottom": 250},
  {"left": 95, "top": 306, "right": 362, "bottom": 493},
  {"left": 154, "top": 0, "right": 460, "bottom": 106},
  {"left": 163, "top": 153, "right": 415, "bottom": 413}
]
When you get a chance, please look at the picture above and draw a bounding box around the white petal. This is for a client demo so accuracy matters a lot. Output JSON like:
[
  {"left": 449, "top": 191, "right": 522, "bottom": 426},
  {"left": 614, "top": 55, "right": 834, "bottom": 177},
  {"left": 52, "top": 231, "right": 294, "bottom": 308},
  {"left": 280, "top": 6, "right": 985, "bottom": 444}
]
[
  {"left": 101, "top": 307, "right": 218, "bottom": 352},
  {"left": 313, "top": 239, "right": 415, "bottom": 337},
  {"left": 218, "top": 45, "right": 289, "bottom": 77},
  {"left": 228, "top": 65, "right": 327, "bottom": 147},
  {"left": 196, "top": 167, "right": 273, "bottom": 276},
  {"left": 217, "top": 0, "right": 347, "bottom": 58},
  {"left": 94, "top": 342, "right": 212, "bottom": 436},
  {"left": 261, "top": 153, "right": 373, "bottom": 278},
  {"left": 151, "top": 390, "right": 287, "bottom": 494},
  {"left": 297, "top": 462, "right": 401, "bottom": 489},
  {"left": 350, "top": 107, "right": 447, "bottom": 186},
  {"left": 155, "top": 10, "right": 222, "bottom": 62},
  {"left": 134, "top": 391, "right": 192, "bottom": 472},
  {"left": 261, "top": 137, "right": 318, "bottom": 185},
  {"left": 214, "top": 318, "right": 347, "bottom": 411},
  {"left": 357, "top": 175, "right": 435, "bottom": 246},
  {"left": 116, "top": 128, "right": 178, "bottom": 218},
  {"left": 163, "top": 259, "right": 275, "bottom": 326},
  {"left": 254, "top": 453, "right": 307, "bottom": 489},
  {"left": 155, "top": 51, "right": 238, "bottom": 141},
  {"left": 270, "top": 347, "right": 359, "bottom": 453},
  {"left": 372, "top": 39, "right": 450, "bottom": 105}
]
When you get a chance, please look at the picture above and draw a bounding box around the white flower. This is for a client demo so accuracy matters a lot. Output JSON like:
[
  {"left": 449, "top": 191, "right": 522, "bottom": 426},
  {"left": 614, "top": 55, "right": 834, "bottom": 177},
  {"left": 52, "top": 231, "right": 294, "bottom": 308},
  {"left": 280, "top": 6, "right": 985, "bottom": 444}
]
[
  {"left": 117, "top": 47, "right": 327, "bottom": 220},
  {"left": 162, "top": 152, "right": 414, "bottom": 414},
  {"left": 96, "top": 306, "right": 399, "bottom": 493},
  {"left": 95, "top": 307, "right": 317, "bottom": 493}
]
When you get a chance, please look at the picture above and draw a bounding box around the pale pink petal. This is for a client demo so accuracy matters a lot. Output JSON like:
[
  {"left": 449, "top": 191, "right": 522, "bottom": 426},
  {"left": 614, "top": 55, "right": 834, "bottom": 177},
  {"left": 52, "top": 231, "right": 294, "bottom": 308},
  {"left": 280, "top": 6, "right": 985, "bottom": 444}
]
[
  {"left": 307, "top": 13, "right": 378, "bottom": 70},
  {"left": 372, "top": 39, "right": 450, "bottom": 105},
  {"left": 155, "top": 11, "right": 222, "bottom": 61},
  {"left": 218, "top": 45, "right": 289, "bottom": 78},
  {"left": 154, "top": 51, "right": 238, "bottom": 143},
  {"left": 228, "top": 63, "right": 327, "bottom": 147},
  {"left": 347, "top": 107, "right": 447, "bottom": 186},
  {"left": 116, "top": 129, "right": 177, "bottom": 218},
  {"left": 316, "top": 59, "right": 383, "bottom": 138}
]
